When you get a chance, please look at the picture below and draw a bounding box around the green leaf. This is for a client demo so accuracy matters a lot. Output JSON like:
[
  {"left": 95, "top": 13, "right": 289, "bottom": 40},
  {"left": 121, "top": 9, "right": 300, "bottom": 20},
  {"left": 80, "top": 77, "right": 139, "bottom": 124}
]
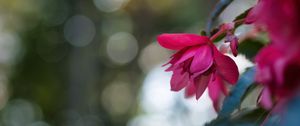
[
  {"left": 238, "top": 39, "right": 264, "bottom": 61},
  {"left": 219, "top": 67, "right": 256, "bottom": 117},
  {"left": 231, "top": 108, "right": 269, "bottom": 125},
  {"left": 206, "top": 108, "right": 268, "bottom": 126},
  {"left": 205, "top": 117, "right": 231, "bottom": 126},
  {"left": 234, "top": 8, "right": 252, "bottom": 22},
  {"left": 212, "top": 32, "right": 226, "bottom": 43},
  {"left": 240, "top": 84, "right": 259, "bottom": 106}
]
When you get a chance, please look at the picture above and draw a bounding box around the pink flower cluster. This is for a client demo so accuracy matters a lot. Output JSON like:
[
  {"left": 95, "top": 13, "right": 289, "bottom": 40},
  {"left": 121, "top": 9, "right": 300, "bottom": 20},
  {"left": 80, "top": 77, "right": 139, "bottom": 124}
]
[
  {"left": 157, "top": 33, "right": 239, "bottom": 111},
  {"left": 247, "top": 0, "right": 300, "bottom": 109}
]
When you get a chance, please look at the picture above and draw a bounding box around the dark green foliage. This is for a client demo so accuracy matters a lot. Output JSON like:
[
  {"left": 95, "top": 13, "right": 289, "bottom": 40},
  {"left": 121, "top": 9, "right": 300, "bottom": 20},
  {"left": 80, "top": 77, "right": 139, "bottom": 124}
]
[
  {"left": 207, "top": 108, "right": 268, "bottom": 126},
  {"left": 233, "top": 8, "right": 252, "bottom": 22},
  {"left": 238, "top": 39, "right": 264, "bottom": 61}
]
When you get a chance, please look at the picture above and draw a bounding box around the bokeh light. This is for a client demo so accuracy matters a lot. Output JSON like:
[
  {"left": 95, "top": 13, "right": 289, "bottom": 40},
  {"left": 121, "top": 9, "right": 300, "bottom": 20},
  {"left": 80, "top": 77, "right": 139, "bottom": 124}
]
[
  {"left": 93, "top": 0, "right": 130, "bottom": 12},
  {"left": 64, "top": 15, "right": 96, "bottom": 47},
  {"left": 0, "top": 32, "right": 21, "bottom": 64},
  {"left": 0, "top": 74, "right": 8, "bottom": 110},
  {"left": 138, "top": 42, "right": 171, "bottom": 73},
  {"left": 101, "top": 81, "right": 133, "bottom": 116},
  {"left": 106, "top": 32, "right": 138, "bottom": 64},
  {"left": 2, "top": 99, "right": 46, "bottom": 126}
]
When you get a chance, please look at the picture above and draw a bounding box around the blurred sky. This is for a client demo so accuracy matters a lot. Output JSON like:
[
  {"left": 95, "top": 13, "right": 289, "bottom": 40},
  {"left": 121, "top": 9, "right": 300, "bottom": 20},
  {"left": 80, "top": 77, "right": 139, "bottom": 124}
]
[{"left": 0, "top": 0, "right": 255, "bottom": 126}]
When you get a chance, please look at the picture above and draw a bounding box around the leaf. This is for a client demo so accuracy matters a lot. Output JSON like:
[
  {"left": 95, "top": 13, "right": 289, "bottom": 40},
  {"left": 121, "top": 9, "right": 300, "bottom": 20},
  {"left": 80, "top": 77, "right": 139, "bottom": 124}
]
[
  {"left": 206, "top": 108, "right": 268, "bottom": 126},
  {"left": 233, "top": 8, "right": 252, "bottom": 22},
  {"left": 233, "top": 8, "right": 252, "bottom": 21},
  {"left": 233, "top": 8, "right": 252, "bottom": 28},
  {"left": 231, "top": 108, "right": 269, "bottom": 124},
  {"left": 205, "top": 117, "right": 231, "bottom": 126},
  {"left": 240, "top": 84, "right": 259, "bottom": 106},
  {"left": 238, "top": 39, "right": 264, "bottom": 61},
  {"left": 212, "top": 32, "right": 226, "bottom": 43},
  {"left": 219, "top": 67, "right": 256, "bottom": 117}
]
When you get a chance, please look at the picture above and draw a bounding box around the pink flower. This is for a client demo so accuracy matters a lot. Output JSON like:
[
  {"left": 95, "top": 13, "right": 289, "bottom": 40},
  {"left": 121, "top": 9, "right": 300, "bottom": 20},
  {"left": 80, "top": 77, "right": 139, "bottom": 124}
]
[
  {"left": 246, "top": 0, "right": 300, "bottom": 46},
  {"left": 157, "top": 33, "right": 239, "bottom": 111},
  {"left": 255, "top": 44, "right": 300, "bottom": 109},
  {"left": 247, "top": 0, "right": 300, "bottom": 109}
]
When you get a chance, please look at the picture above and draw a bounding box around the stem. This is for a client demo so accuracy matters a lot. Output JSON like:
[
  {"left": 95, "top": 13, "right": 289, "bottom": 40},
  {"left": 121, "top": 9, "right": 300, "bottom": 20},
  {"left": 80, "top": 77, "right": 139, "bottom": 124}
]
[
  {"left": 210, "top": 28, "right": 226, "bottom": 41},
  {"left": 206, "top": 0, "right": 234, "bottom": 36},
  {"left": 210, "top": 19, "right": 245, "bottom": 41}
]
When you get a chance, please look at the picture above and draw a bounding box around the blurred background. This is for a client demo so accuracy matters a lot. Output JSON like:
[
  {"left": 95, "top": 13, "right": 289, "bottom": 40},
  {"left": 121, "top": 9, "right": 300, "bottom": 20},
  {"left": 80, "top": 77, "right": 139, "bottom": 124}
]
[{"left": 0, "top": 0, "right": 254, "bottom": 126}]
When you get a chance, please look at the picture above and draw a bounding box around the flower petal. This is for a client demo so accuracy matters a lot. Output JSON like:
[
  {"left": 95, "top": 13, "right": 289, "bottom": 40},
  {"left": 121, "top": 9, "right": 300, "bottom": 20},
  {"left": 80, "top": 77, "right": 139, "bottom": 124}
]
[
  {"left": 194, "top": 74, "right": 212, "bottom": 100},
  {"left": 190, "top": 45, "right": 213, "bottom": 73},
  {"left": 163, "top": 50, "right": 186, "bottom": 71},
  {"left": 185, "top": 82, "right": 196, "bottom": 98},
  {"left": 208, "top": 75, "right": 222, "bottom": 111},
  {"left": 259, "top": 88, "right": 273, "bottom": 109},
  {"left": 214, "top": 48, "right": 239, "bottom": 84},
  {"left": 170, "top": 69, "right": 189, "bottom": 91},
  {"left": 174, "top": 47, "right": 199, "bottom": 65},
  {"left": 157, "top": 33, "right": 209, "bottom": 50},
  {"left": 163, "top": 49, "right": 186, "bottom": 66},
  {"left": 273, "top": 58, "right": 286, "bottom": 86},
  {"left": 229, "top": 37, "right": 238, "bottom": 57}
]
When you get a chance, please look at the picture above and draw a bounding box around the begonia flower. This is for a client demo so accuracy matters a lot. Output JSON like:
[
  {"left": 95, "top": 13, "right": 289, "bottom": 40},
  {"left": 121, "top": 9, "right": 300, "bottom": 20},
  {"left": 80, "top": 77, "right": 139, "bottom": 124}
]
[
  {"left": 157, "top": 33, "right": 239, "bottom": 111},
  {"left": 255, "top": 44, "right": 300, "bottom": 109},
  {"left": 246, "top": 0, "right": 300, "bottom": 46},
  {"left": 247, "top": 0, "right": 300, "bottom": 110}
]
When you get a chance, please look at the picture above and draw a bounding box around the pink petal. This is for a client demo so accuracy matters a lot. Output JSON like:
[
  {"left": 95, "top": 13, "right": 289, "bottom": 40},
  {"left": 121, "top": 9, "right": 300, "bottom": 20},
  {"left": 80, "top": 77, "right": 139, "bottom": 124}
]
[
  {"left": 259, "top": 88, "right": 273, "bottom": 109},
  {"left": 163, "top": 50, "right": 186, "bottom": 71},
  {"left": 165, "top": 65, "right": 176, "bottom": 72},
  {"left": 190, "top": 45, "right": 213, "bottom": 73},
  {"left": 229, "top": 37, "right": 238, "bottom": 57},
  {"left": 208, "top": 75, "right": 222, "bottom": 111},
  {"left": 170, "top": 69, "right": 189, "bottom": 91},
  {"left": 194, "top": 74, "right": 212, "bottom": 100},
  {"left": 163, "top": 49, "right": 186, "bottom": 66},
  {"left": 219, "top": 80, "right": 228, "bottom": 96},
  {"left": 273, "top": 58, "right": 286, "bottom": 86},
  {"left": 157, "top": 33, "right": 209, "bottom": 50},
  {"left": 185, "top": 82, "right": 196, "bottom": 98},
  {"left": 213, "top": 75, "right": 228, "bottom": 95},
  {"left": 213, "top": 48, "right": 239, "bottom": 84},
  {"left": 174, "top": 47, "right": 199, "bottom": 65},
  {"left": 245, "top": 7, "right": 258, "bottom": 24},
  {"left": 255, "top": 66, "right": 272, "bottom": 84},
  {"left": 255, "top": 45, "right": 284, "bottom": 84},
  {"left": 255, "top": 45, "right": 283, "bottom": 67}
]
